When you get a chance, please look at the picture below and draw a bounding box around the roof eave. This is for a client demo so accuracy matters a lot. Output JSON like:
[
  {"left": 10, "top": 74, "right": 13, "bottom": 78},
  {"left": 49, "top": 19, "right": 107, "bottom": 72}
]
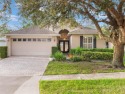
[
  {"left": 5, "top": 34, "right": 60, "bottom": 36},
  {"left": 68, "top": 33, "right": 98, "bottom": 35}
]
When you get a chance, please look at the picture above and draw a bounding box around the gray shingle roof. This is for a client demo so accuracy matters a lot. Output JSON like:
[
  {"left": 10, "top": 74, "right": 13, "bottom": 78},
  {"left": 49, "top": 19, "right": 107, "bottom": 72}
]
[
  {"left": 69, "top": 27, "right": 98, "bottom": 35},
  {"left": 7, "top": 26, "right": 58, "bottom": 35}
]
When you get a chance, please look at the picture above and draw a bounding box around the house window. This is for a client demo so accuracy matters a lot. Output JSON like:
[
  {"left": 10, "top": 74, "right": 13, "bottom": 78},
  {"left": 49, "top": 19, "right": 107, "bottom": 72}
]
[
  {"left": 33, "top": 38, "right": 36, "bottom": 42},
  {"left": 13, "top": 38, "right": 17, "bottom": 42},
  {"left": 23, "top": 38, "right": 27, "bottom": 42},
  {"left": 83, "top": 37, "right": 93, "bottom": 48},
  {"left": 28, "top": 38, "right": 32, "bottom": 41},
  {"left": 41, "top": 38, "right": 46, "bottom": 42},
  {"left": 38, "top": 38, "right": 41, "bottom": 42},
  {"left": 47, "top": 38, "right": 51, "bottom": 42},
  {"left": 18, "top": 38, "right": 22, "bottom": 42}
]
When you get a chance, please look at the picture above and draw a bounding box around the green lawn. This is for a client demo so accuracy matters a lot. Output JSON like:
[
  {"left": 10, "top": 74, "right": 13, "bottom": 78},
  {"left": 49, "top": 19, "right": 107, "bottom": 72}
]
[
  {"left": 44, "top": 61, "right": 125, "bottom": 75},
  {"left": 40, "top": 79, "right": 125, "bottom": 94}
]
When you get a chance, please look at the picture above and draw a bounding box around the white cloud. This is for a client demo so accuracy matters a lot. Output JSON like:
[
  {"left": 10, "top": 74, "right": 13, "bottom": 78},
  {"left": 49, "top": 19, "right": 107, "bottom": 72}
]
[
  {"left": 9, "top": 15, "right": 19, "bottom": 22},
  {"left": 98, "top": 15, "right": 107, "bottom": 19},
  {"left": 16, "top": 3, "right": 22, "bottom": 7},
  {"left": 0, "top": 12, "right": 5, "bottom": 18},
  {"left": 0, "top": 12, "right": 19, "bottom": 22}
]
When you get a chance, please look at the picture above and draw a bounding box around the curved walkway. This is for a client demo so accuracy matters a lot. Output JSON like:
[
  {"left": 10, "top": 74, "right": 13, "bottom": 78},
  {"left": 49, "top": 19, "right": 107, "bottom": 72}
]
[{"left": 41, "top": 72, "right": 125, "bottom": 80}]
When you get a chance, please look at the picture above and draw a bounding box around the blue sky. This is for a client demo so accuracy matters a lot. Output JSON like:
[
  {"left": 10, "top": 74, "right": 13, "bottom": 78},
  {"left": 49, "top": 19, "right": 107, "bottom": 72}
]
[
  {"left": 0, "top": 0, "right": 21, "bottom": 30},
  {"left": 6, "top": 0, "right": 21, "bottom": 30}
]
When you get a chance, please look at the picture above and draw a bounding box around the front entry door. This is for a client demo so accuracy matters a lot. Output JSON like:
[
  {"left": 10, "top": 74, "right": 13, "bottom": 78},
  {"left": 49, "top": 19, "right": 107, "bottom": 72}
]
[{"left": 59, "top": 40, "right": 69, "bottom": 53}]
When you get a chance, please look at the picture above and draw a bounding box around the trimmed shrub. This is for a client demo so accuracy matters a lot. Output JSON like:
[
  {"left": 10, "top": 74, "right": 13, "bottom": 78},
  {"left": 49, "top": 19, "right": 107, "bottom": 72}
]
[
  {"left": 92, "top": 48, "right": 113, "bottom": 53},
  {"left": 52, "top": 47, "right": 59, "bottom": 55},
  {"left": 91, "top": 52, "right": 113, "bottom": 60},
  {"left": 70, "top": 48, "right": 113, "bottom": 55},
  {"left": 75, "top": 47, "right": 83, "bottom": 55},
  {"left": 0, "top": 46, "right": 7, "bottom": 58},
  {"left": 82, "top": 51, "right": 93, "bottom": 61},
  {"left": 69, "top": 47, "right": 84, "bottom": 55},
  {"left": 70, "top": 56, "right": 82, "bottom": 62},
  {"left": 54, "top": 51, "right": 66, "bottom": 61},
  {"left": 82, "top": 48, "right": 113, "bottom": 53},
  {"left": 82, "top": 51, "right": 113, "bottom": 61}
]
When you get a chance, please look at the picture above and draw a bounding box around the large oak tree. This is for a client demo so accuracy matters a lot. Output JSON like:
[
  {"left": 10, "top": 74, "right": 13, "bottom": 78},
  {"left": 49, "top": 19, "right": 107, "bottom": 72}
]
[{"left": 17, "top": 0, "right": 125, "bottom": 68}]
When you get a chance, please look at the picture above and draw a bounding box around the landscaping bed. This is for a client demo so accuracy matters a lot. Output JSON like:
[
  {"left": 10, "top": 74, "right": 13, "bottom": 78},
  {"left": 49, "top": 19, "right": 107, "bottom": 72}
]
[
  {"left": 51, "top": 47, "right": 113, "bottom": 62},
  {"left": 44, "top": 61, "right": 125, "bottom": 75},
  {"left": 40, "top": 79, "right": 125, "bottom": 94},
  {"left": 46, "top": 47, "right": 125, "bottom": 75}
]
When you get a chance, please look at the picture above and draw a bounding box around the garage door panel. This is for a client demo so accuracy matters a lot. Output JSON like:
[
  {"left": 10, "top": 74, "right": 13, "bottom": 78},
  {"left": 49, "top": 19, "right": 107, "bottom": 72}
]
[{"left": 11, "top": 38, "right": 54, "bottom": 56}]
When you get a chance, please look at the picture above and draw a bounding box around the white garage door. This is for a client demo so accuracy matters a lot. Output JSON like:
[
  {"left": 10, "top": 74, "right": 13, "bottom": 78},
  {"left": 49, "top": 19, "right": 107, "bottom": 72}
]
[{"left": 11, "top": 38, "right": 54, "bottom": 56}]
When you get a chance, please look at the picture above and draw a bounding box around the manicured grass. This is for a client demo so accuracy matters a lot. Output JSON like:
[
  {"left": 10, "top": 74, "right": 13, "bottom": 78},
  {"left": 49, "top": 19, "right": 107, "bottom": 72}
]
[
  {"left": 40, "top": 79, "right": 125, "bottom": 94},
  {"left": 44, "top": 61, "right": 125, "bottom": 75}
]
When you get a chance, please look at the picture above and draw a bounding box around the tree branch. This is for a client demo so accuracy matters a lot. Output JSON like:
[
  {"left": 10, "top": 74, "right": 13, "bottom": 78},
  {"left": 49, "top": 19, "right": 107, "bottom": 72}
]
[
  {"left": 83, "top": 6, "right": 112, "bottom": 42},
  {"left": 118, "top": 0, "right": 125, "bottom": 14},
  {"left": 98, "top": 19, "right": 111, "bottom": 25},
  {"left": 108, "top": 7, "right": 124, "bottom": 26},
  {"left": 105, "top": 10, "right": 118, "bottom": 29}
]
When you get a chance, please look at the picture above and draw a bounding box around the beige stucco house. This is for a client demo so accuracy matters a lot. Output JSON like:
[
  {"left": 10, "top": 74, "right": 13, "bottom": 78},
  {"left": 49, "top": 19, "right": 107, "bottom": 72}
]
[{"left": 6, "top": 26, "right": 111, "bottom": 56}]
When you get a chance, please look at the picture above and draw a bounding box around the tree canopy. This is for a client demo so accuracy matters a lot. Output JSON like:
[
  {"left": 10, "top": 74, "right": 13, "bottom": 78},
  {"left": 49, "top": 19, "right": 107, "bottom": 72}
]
[{"left": 17, "top": 0, "right": 125, "bottom": 44}]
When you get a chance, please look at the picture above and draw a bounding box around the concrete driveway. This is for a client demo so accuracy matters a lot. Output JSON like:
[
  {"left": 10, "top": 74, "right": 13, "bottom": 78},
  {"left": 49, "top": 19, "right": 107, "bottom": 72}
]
[
  {"left": 0, "top": 76, "right": 31, "bottom": 94},
  {"left": 0, "top": 56, "right": 49, "bottom": 76},
  {"left": 0, "top": 56, "right": 49, "bottom": 94}
]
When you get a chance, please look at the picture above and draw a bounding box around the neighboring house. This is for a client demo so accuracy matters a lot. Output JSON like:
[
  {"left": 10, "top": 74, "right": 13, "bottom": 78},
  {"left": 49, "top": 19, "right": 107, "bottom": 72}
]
[
  {"left": 6, "top": 26, "right": 111, "bottom": 56},
  {"left": 0, "top": 37, "right": 7, "bottom": 46}
]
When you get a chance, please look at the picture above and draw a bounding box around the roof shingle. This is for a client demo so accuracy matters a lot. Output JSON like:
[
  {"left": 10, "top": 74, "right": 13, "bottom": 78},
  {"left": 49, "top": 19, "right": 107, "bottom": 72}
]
[
  {"left": 7, "top": 26, "right": 58, "bottom": 35},
  {"left": 69, "top": 27, "right": 98, "bottom": 35}
]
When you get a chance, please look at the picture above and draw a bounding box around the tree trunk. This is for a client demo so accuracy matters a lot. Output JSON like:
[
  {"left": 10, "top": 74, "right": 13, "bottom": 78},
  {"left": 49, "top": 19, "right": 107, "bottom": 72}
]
[{"left": 112, "top": 43, "right": 124, "bottom": 68}]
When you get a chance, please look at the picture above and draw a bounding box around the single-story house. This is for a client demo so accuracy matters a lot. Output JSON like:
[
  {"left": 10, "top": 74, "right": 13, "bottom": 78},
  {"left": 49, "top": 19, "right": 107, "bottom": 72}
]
[{"left": 6, "top": 26, "right": 112, "bottom": 56}]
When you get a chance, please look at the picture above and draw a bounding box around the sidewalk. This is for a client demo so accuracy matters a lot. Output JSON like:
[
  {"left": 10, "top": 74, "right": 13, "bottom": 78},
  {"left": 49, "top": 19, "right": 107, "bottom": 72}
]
[
  {"left": 13, "top": 72, "right": 125, "bottom": 94},
  {"left": 41, "top": 72, "right": 125, "bottom": 80},
  {"left": 14, "top": 76, "right": 41, "bottom": 94}
]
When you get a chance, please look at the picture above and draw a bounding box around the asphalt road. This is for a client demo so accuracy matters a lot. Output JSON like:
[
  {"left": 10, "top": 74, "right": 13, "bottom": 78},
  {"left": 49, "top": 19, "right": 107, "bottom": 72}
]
[{"left": 0, "top": 76, "right": 31, "bottom": 94}]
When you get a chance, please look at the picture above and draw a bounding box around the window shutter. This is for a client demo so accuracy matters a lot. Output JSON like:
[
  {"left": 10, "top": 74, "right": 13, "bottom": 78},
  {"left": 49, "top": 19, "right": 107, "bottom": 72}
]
[
  {"left": 93, "top": 36, "right": 96, "bottom": 48},
  {"left": 80, "top": 36, "right": 83, "bottom": 48}
]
